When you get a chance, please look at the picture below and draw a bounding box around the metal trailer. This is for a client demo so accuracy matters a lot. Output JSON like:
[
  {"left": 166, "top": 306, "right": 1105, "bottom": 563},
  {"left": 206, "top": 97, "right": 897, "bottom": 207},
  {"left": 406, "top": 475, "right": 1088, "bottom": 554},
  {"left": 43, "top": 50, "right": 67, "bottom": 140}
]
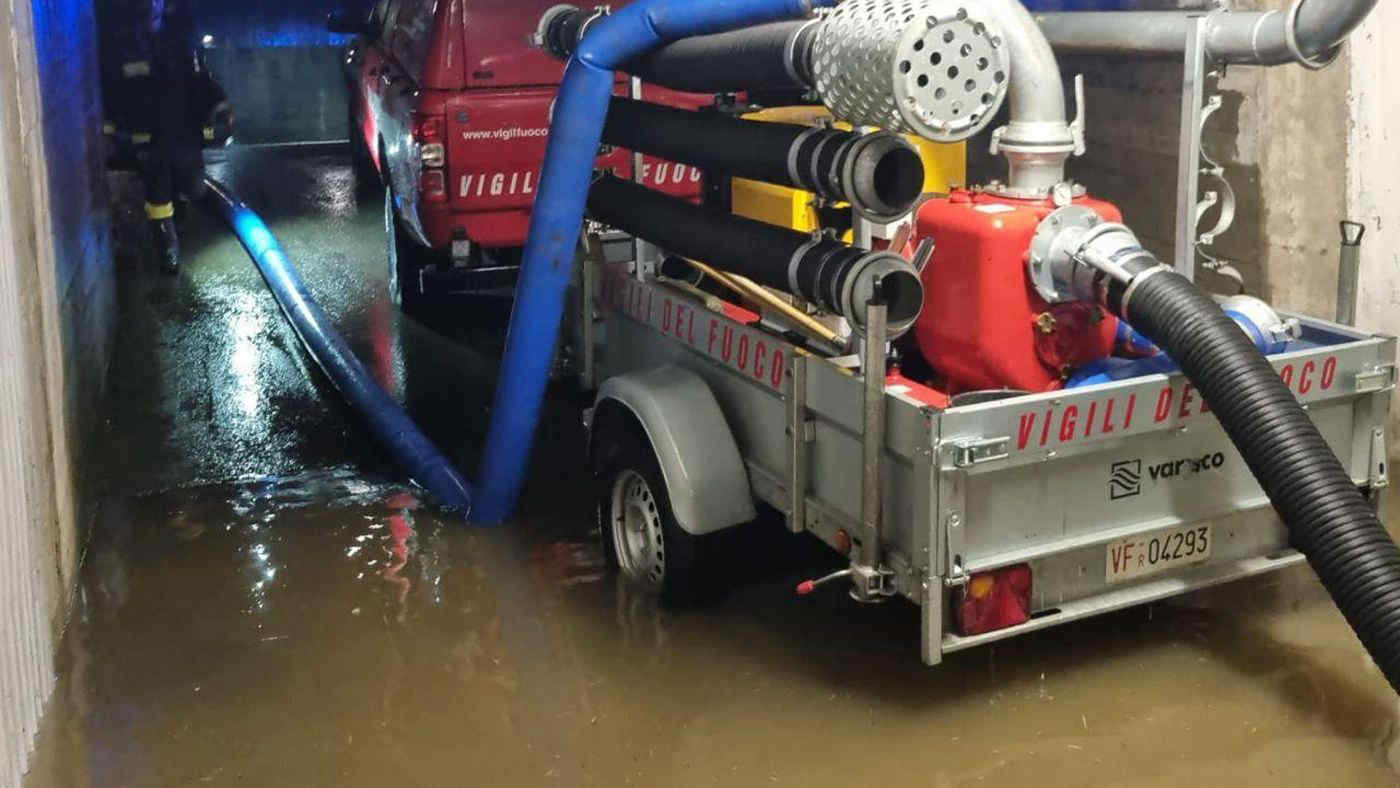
[{"left": 577, "top": 248, "right": 1396, "bottom": 665}]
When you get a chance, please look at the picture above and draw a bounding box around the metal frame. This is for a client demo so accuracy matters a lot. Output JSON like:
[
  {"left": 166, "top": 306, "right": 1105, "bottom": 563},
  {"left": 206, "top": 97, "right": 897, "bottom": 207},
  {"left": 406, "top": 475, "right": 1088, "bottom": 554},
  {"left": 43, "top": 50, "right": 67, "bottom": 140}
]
[
  {"left": 1174, "top": 15, "right": 1209, "bottom": 279},
  {"left": 1173, "top": 14, "right": 1241, "bottom": 284}
]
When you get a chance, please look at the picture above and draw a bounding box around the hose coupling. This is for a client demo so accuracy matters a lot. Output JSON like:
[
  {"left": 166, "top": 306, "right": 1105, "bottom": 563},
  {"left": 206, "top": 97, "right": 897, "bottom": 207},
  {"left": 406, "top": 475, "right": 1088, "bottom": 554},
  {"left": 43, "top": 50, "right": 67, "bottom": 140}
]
[
  {"left": 533, "top": 4, "right": 610, "bottom": 59},
  {"left": 1219, "top": 294, "right": 1301, "bottom": 354},
  {"left": 788, "top": 236, "right": 924, "bottom": 337},
  {"left": 1029, "top": 205, "right": 1165, "bottom": 313}
]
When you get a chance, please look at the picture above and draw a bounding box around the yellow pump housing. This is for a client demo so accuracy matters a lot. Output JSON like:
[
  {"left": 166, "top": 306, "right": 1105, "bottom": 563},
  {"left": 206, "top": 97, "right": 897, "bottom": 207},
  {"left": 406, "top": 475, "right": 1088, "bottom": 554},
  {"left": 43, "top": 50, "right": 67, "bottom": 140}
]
[{"left": 730, "top": 107, "right": 967, "bottom": 234}]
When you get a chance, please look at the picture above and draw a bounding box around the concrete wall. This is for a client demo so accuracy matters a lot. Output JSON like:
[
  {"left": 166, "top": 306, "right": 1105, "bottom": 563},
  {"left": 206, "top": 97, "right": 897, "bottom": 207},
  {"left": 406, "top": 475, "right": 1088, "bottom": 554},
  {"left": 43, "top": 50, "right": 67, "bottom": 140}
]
[
  {"left": 32, "top": 0, "right": 116, "bottom": 577},
  {"left": 1040, "top": 0, "right": 1350, "bottom": 312},
  {"left": 0, "top": 0, "right": 115, "bottom": 782},
  {"left": 205, "top": 46, "right": 349, "bottom": 144},
  {"left": 199, "top": 0, "right": 354, "bottom": 144}
]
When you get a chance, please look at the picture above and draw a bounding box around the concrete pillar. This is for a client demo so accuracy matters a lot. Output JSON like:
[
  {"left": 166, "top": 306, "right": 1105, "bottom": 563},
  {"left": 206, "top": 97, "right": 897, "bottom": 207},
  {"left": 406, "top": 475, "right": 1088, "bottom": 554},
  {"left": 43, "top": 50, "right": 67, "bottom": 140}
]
[{"left": 1346, "top": 1, "right": 1400, "bottom": 450}]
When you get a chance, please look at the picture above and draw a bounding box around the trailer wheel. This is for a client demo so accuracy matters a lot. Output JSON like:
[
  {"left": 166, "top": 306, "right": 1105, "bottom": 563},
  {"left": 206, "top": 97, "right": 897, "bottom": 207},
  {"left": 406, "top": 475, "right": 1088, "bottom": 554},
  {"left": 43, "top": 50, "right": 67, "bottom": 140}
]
[{"left": 594, "top": 417, "right": 713, "bottom": 604}]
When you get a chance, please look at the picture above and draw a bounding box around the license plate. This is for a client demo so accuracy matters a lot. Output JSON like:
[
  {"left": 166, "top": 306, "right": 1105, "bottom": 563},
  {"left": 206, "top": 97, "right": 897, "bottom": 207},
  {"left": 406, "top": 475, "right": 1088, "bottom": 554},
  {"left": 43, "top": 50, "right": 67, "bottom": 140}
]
[
  {"left": 1105, "top": 523, "right": 1212, "bottom": 584},
  {"left": 451, "top": 239, "right": 473, "bottom": 266}
]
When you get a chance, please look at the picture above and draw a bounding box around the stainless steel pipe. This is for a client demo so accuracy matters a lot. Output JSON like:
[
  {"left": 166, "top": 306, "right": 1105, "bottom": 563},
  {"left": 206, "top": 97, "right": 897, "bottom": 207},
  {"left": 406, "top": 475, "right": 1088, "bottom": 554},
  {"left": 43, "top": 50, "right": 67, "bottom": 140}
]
[
  {"left": 982, "top": 0, "right": 1077, "bottom": 194},
  {"left": 1034, "top": 0, "right": 1377, "bottom": 66}
]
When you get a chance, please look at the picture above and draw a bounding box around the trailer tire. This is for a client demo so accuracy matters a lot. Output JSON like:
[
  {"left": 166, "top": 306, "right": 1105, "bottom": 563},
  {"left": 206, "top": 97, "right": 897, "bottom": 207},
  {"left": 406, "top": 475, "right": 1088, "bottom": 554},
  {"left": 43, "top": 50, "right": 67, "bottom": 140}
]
[{"left": 593, "top": 410, "right": 716, "bottom": 605}]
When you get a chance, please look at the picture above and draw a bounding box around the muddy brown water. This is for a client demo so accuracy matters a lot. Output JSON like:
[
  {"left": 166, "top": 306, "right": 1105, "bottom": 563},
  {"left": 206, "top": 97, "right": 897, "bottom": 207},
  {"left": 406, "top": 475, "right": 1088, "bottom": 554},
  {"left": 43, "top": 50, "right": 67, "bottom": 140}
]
[{"left": 25, "top": 148, "right": 1400, "bottom": 786}]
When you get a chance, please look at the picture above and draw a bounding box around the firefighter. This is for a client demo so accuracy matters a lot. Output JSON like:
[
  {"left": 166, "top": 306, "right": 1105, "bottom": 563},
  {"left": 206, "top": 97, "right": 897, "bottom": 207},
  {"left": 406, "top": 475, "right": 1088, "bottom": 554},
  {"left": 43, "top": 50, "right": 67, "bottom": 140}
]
[{"left": 99, "top": 0, "right": 230, "bottom": 274}]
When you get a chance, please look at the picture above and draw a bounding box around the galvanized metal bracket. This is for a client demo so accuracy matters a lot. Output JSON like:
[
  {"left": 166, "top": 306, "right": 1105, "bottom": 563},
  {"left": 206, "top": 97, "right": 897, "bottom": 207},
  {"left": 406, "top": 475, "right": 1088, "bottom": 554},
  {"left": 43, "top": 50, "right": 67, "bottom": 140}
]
[
  {"left": 951, "top": 436, "right": 1010, "bottom": 468},
  {"left": 849, "top": 563, "right": 898, "bottom": 601},
  {"left": 1175, "top": 15, "right": 1238, "bottom": 284},
  {"left": 579, "top": 232, "right": 605, "bottom": 391},
  {"left": 1355, "top": 364, "right": 1397, "bottom": 394},
  {"left": 1368, "top": 427, "right": 1390, "bottom": 490},
  {"left": 937, "top": 442, "right": 969, "bottom": 588},
  {"left": 785, "top": 355, "right": 813, "bottom": 534},
  {"left": 915, "top": 410, "right": 940, "bottom": 665}
]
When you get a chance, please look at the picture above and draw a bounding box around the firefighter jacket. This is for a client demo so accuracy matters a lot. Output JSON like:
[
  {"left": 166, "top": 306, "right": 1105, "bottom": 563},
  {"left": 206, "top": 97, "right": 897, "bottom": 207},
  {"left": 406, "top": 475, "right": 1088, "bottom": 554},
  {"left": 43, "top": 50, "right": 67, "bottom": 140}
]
[{"left": 99, "top": 1, "right": 223, "bottom": 149}]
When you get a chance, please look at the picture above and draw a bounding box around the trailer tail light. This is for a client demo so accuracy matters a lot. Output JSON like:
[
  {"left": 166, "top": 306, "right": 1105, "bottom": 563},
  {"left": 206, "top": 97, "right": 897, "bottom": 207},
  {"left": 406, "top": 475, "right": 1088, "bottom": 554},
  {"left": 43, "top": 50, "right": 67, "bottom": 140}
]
[
  {"left": 956, "top": 564, "right": 1032, "bottom": 636},
  {"left": 421, "top": 170, "right": 447, "bottom": 204}
]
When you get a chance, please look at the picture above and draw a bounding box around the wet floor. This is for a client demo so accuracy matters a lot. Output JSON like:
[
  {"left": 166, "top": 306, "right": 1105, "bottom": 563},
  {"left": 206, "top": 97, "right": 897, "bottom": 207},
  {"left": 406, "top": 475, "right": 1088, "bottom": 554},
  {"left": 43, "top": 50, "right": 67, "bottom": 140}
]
[{"left": 24, "top": 146, "right": 1400, "bottom": 786}]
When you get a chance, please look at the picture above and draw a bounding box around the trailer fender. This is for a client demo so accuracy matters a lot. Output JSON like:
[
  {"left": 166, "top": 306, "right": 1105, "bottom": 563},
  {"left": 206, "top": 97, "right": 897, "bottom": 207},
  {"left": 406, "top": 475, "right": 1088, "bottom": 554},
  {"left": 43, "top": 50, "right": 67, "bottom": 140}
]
[{"left": 590, "top": 365, "right": 756, "bottom": 535}]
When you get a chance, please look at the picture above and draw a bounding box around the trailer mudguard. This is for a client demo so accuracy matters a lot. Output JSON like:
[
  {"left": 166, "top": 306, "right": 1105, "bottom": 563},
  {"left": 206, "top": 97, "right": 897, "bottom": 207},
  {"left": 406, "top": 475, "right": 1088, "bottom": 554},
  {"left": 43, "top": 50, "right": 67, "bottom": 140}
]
[{"left": 592, "top": 365, "right": 756, "bottom": 535}]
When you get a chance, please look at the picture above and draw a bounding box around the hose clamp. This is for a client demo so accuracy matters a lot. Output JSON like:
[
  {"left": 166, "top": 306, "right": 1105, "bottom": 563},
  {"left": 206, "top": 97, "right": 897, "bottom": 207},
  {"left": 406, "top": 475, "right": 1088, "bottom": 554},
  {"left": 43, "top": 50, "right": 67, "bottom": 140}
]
[
  {"left": 789, "top": 231, "right": 826, "bottom": 295},
  {"left": 1119, "top": 265, "right": 1170, "bottom": 320},
  {"left": 578, "top": 6, "right": 611, "bottom": 42},
  {"left": 806, "top": 131, "right": 840, "bottom": 196},
  {"left": 783, "top": 19, "right": 820, "bottom": 87},
  {"left": 1284, "top": 0, "right": 1343, "bottom": 70},
  {"left": 532, "top": 5, "right": 578, "bottom": 53},
  {"left": 787, "top": 127, "right": 825, "bottom": 189}
]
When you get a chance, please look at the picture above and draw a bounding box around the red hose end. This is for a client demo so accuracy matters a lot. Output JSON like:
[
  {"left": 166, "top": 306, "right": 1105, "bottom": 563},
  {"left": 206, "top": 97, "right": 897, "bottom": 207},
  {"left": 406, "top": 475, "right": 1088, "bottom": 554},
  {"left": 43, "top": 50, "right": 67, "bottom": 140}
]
[{"left": 796, "top": 580, "right": 816, "bottom": 596}]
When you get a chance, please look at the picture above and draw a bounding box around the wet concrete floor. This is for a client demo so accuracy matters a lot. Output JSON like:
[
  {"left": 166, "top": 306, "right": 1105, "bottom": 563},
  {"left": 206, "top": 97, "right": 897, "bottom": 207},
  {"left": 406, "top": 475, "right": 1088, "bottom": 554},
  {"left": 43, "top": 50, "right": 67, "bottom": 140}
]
[{"left": 24, "top": 146, "right": 1400, "bottom": 786}]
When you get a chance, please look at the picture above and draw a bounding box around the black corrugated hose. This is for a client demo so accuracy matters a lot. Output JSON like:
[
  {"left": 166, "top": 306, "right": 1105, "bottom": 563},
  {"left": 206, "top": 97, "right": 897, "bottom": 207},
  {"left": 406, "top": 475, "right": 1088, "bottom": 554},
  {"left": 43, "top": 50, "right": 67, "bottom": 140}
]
[
  {"left": 1115, "top": 269, "right": 1400, "bottom": 693},
  {"left": 586, "top": 174, "right": 924, "bottom": 333},
  {"left": 541, "top": 10, "right": 813, "bottom": 92},
  {"left": 602, "top": 97, "right": 924, "bottom": 220}
]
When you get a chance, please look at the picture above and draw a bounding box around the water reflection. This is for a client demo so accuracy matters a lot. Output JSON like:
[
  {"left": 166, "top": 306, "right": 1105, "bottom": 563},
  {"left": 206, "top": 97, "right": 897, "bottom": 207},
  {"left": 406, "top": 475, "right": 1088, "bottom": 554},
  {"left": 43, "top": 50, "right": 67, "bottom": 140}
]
[
  {"left": 381, "top": 510, "right": 414, "bottom": 621},
  {"left": 225, "top": 290, "right": 264, "bottom": 420}
]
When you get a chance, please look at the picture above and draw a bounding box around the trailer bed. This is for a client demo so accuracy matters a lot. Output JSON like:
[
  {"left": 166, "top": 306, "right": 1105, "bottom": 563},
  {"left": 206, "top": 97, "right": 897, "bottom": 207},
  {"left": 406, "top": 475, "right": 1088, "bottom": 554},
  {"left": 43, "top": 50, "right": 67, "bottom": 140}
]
[{"left": 587, "top": 256, "right": 1395, "bottom": 664}]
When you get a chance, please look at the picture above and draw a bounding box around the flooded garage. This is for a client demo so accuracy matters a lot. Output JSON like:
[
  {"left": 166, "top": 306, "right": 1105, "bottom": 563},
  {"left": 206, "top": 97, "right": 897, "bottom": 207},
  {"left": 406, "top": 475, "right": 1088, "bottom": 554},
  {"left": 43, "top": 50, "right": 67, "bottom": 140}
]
[
  {"left": 13, "top": 147, "right": 1400, "bottom": 786},
  {"left": 1, "top": 0, "right": 1399, "bottom": 786}
]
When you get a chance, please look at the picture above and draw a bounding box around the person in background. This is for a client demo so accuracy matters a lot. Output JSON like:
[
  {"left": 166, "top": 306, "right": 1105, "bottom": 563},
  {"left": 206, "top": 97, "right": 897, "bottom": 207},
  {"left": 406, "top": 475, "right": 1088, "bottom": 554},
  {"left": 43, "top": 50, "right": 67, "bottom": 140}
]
[{"left": 98, "top": 0, "right": 232, "bottom": 274}]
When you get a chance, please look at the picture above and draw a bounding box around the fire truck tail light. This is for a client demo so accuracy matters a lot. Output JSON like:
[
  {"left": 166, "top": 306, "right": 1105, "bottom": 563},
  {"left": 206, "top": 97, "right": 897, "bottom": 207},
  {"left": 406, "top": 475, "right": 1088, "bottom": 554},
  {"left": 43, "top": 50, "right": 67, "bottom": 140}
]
[
  {"left": 956, "top": 564, "right": 1032, "bottom": 636},
  {"left": 414, "top": 115, "right": 444, "bottom": 142},
  {"left": 420, "top": 143, "right": 446, "bottom": 169},
  {"left": 415, "top": 115, "right": 446, "bottom": 169},
  {"left": 420, "top": 170, "right": 447, "bottom": 203}
]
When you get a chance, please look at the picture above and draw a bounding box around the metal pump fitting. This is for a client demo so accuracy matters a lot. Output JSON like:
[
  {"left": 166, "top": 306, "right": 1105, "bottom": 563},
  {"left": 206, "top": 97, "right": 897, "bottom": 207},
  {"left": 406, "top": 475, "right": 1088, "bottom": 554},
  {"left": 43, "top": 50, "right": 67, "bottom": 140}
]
[{"left": 1029, "top": 205, "right": 1164, "bottom": 307}]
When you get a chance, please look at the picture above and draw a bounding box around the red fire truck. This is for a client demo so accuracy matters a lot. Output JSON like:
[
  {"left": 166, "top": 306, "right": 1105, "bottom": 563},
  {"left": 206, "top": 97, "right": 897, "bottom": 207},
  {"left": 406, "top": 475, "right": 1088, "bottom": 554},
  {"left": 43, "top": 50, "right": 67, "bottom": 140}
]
[{"left": 329, "top": 0, "right": 711, "bottom": 306}]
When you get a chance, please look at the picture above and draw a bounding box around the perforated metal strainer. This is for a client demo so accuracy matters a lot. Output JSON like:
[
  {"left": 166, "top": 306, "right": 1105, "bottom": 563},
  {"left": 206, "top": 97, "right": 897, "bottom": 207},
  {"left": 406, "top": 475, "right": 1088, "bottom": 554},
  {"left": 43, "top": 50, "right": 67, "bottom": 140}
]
[{"left": 810, "top": 0, "right": 1011, "bottom": 143}]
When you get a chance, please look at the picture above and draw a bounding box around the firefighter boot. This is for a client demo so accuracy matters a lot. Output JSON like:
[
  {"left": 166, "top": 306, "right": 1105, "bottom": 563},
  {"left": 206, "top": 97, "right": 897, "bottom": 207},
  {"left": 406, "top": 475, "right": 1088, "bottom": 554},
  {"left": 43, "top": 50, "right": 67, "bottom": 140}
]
[{"left": 153, "top": 217, "right": 180, "bottom": 275}]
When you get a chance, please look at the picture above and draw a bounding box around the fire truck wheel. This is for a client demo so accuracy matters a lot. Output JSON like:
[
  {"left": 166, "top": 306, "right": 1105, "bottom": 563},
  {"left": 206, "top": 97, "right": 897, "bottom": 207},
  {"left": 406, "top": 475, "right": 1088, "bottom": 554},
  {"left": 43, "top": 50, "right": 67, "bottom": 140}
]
[
  {"left": 594, "top": 416, "right": 714, "bottom": 605},
  {"left": 347, "top": 102, "right": 378, "bottom": 189},
  {"left": 385, "top": 188, "right": 426, "bottom": 312}
]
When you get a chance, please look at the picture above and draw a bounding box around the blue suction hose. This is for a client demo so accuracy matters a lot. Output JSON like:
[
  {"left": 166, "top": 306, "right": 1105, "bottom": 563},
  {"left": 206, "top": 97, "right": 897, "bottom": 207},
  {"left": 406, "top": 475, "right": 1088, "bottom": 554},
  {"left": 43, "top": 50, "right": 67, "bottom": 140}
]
[
  {"left": 204, "top": 177, "right": 473, "bottom": 513},
  {"left": 471, "top": 0, "right": 831, "bottom": 523}
]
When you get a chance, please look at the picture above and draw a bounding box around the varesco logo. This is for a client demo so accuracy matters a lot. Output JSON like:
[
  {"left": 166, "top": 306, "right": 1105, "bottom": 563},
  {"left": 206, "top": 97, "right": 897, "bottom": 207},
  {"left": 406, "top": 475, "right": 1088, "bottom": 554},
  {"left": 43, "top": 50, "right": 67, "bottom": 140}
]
[
  {"left": 1110, "top": 452, "right": 1227, "bottom": 500},
  {"left": 1109, "top": 460, "right": 1142, "bottom": 500}
]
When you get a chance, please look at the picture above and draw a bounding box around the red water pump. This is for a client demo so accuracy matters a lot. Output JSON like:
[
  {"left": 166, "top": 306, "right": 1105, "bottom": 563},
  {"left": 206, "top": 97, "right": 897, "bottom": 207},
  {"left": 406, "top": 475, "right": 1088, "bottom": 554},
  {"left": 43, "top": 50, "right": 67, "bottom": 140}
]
[{"left": 911, "top": 189, "right": 1124, "bottom": 394}]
